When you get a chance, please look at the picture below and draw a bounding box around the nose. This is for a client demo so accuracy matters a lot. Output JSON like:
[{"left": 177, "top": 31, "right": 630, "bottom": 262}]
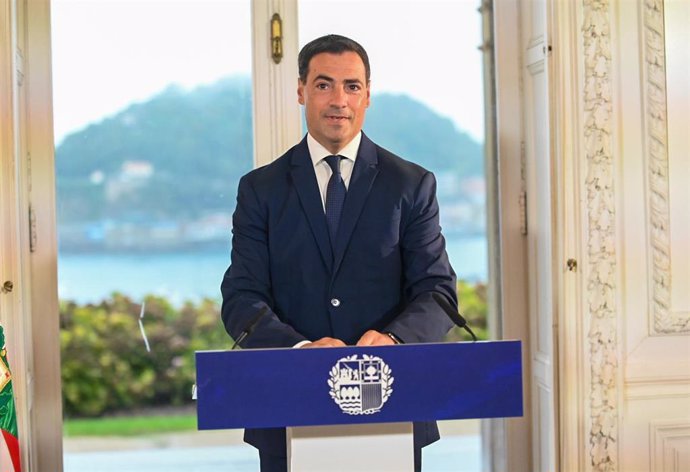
[{"left": 330, "top": 85, "right": 347, "bottom": 107}]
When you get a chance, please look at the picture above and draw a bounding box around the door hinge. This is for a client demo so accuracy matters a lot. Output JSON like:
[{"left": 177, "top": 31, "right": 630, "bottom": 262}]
[
  {"left": 519, "top": 140, "right": 527, "bottom": 236},
  {"left": 519, "top": 190, "right": 527, "bottom": 235},
  {"left": 29, "top": 204, "right": 37, "bottom": 252}
]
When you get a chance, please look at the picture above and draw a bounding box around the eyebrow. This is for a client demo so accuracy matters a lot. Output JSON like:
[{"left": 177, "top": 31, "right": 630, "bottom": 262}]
[
  {"left": 312, "top": 74, "right": 334, "bottom": 83},
  {"left": 312, "top": 74, "right": 364, "bottom": 86}
]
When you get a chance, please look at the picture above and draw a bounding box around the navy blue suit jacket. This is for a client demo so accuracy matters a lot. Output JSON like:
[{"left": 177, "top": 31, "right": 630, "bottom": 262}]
[{"left": 221, "top": 132, "right": 457, "bottom": 455}]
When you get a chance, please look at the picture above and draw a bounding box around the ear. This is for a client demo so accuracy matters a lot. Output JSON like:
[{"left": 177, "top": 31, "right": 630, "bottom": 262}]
[
  {"left": 297, "top": 78, "right": 305, "bottom": 105},
  {"left": 365, "top": 81, "right": 371, "bottom": 108}
]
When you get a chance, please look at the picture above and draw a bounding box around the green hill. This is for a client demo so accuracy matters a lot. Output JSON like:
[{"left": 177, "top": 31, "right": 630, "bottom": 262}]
[
  {"left": 366, "top": 93, "right": 482, "bottom": 176},
  {"left": 56, "top": 76, "right": 483, "bottom": 226}
]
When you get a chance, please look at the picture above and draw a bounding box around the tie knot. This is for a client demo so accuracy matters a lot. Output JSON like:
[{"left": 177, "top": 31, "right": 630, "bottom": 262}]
[{"left": 324, "top": 155, "right": 342, "bottom": 175}]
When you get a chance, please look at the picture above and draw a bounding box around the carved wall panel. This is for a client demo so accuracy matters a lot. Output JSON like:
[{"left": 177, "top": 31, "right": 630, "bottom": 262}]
[
  {"left": 555, "top": 0, "right": 688, "bottom": 470},
  {"left": 643, "top": 0, "right": 690, "bottom": 335},
  {"left": 651, "top": 421, "right": 690, "bottom": 471},
  {"left": 582, "top": 0, "right": 618, "bottom": 470}
]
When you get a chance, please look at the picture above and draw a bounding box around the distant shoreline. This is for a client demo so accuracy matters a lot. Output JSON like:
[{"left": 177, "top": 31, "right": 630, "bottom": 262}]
[
  {"left": 57, "top": 236, "right": 488, "bottom": 305},
  {"left": 57, "top": 230, "right": 484, "bottom": 255}
]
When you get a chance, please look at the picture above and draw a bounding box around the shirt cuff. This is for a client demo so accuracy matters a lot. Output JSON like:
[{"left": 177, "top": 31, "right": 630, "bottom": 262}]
[{"left": 293, "top": 340, "right": 311, "bottom": 348}]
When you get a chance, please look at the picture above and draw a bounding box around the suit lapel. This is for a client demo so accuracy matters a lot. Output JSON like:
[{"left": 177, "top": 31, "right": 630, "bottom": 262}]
[
  {"left": 333, "top": 133, "right": 379, "bottom": 274},
  {"left": 290, "top": 138, "right": 333, "bottom": 269}
]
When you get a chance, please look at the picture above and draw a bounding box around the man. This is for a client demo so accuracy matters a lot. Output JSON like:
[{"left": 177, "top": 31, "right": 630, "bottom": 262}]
[{"left": 221, "top": 34, "right": 457, "bottom": 472}]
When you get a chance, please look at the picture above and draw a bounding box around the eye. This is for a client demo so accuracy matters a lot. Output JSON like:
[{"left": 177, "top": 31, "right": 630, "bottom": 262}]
[
  {"left": 316, "top": 82, "right": 329, "bottom": 90},
  {"left": 347, "top": 84, "right": 361, "bottom": 92}
]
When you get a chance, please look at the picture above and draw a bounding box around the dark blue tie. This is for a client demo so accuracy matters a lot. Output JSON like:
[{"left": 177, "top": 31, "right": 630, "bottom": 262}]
[{"left": 324, "top": 155, "right": 346, "bottom": 245}]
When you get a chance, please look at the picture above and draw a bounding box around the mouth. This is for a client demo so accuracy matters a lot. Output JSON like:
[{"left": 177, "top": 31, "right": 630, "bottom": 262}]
[{"left": 325, "top": 115, "right": 350, "bottom": 123}]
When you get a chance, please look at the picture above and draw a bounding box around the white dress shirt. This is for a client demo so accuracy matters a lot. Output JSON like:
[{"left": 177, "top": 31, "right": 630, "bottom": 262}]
[{"left": 307, "top": 132, "right": 361, "bottom": 211}]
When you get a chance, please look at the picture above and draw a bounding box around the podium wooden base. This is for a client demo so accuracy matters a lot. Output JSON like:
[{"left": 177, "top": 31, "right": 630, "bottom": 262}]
[{"left": 287, "top": 422, "right": 413, "bottom": 471}]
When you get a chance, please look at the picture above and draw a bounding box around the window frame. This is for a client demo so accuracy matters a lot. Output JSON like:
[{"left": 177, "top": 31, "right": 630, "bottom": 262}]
[{"left": 2, "top": 1, "right": 531, "bottom": 470}]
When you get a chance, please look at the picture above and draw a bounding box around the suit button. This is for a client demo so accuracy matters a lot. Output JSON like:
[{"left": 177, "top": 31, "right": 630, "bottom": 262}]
[{"left": 330, "top": 298, "right": 341, "bottom": 307}]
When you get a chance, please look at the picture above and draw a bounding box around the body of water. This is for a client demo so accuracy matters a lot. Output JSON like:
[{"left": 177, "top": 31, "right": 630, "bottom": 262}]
[{"left": 57, "top": 236, "right": 487, "bottom": 304}]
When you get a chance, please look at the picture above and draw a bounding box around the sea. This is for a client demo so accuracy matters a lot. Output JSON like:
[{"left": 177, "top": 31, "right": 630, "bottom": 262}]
[{"left": 57, "top": 236, "right": 487, "bottom": 305}]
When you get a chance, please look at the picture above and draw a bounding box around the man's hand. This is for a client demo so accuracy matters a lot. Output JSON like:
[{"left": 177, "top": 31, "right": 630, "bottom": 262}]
[
  {"left": 301, "top": 337, "right": 346, "bottom": 348},
  {"left": 356, "top": 330, "right": 396, "bottom": 346}
]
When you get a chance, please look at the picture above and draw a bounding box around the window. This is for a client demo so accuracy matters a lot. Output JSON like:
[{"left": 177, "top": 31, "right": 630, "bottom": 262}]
[
  {"left": 299, "top": 2, "right": 489, "bottom": 469},
  {"left": 51, "top": 1, "right": 258, "bottom": 469},
  {"left": 14, "top": 1, "right": 497, "bottom": 469}
]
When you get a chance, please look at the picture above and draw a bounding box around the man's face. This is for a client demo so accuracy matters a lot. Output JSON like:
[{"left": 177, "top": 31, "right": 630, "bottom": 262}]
[{"left": 298, "top": 51, "right": 370, "bottom": 154}]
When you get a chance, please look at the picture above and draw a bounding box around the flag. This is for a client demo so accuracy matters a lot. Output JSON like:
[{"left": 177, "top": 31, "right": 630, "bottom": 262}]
[{"left": 0, "top": 326, "right": 20, "bottom": 472}]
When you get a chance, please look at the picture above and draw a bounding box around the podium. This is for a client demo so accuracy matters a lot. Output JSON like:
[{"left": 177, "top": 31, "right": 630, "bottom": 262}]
[{"left": 196, "top": 341, "right": 522, "bottom": 471}]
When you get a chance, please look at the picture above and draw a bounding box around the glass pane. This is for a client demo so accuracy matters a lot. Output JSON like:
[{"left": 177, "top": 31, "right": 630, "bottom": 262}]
[
  {"left": 299, "top": 1, "right": 487, "bottom": 470},
  {"left": 51, "top": 1, "right": 257, "bottom": 470}
]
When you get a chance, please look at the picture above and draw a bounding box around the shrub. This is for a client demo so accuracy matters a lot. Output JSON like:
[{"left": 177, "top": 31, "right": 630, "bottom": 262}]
[
  {"left": 445, "top": 281, "right": 489, "bottom": 342},
  {"left": 60, "top": 280, "right": 488, "bottom": 417},
  {"left": 60, "top": 293, "right": 229, "bottom": 417}
]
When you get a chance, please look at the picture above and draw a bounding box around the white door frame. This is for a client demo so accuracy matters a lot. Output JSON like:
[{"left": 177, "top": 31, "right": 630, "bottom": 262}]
[
  {"left": 251, "top": 0, "right": 301, "bottom": 166},
  {"left": 491, "top": 0, "right": 534, "bottom": 470},
  {"left": 0, "top": 0, "right": 62, "bottom": 470}
]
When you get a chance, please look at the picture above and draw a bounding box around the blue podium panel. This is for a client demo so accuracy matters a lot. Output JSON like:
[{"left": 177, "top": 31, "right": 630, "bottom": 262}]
[{"left": 196, "top": 341, "right": 522, "bottom": 430}]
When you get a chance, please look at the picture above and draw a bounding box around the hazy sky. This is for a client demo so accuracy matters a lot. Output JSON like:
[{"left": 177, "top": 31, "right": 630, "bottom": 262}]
[{"left": 51, "top": 0, "right": 485, "bottom": 144}]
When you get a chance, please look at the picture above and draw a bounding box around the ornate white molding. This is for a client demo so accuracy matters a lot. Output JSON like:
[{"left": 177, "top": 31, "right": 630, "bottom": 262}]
[
  {"left": 583, "top": 0, "right": 618, "bottom": 470},
  {"left": 643, "top": 0, "right": 690, "bottom": 334},
  {"left": 650, "top": 420, "right": 690, "bottom": 472}
]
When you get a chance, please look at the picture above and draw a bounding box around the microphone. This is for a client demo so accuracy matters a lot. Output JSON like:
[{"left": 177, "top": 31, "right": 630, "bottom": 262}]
[
  {"left": 432, "top": 292, "right": 478, "bottom": 342},
  {"left": 231, "top": 306, "right": 268, "bottom": 349}
]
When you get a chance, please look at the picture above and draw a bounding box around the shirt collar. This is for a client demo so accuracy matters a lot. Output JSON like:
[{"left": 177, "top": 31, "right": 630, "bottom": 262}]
[{"left": 307, "top": 132, "right": 362, "bottom": 167}]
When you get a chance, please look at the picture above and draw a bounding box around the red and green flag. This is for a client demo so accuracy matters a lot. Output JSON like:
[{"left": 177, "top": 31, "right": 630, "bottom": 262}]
[{"left": 0, "top": 326, "right": 20, "bottom": 472}]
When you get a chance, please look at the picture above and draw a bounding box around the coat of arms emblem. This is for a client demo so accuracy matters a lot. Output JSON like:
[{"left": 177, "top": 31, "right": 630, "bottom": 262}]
[{"left": 328, "top": 354, "right": 393, "bottom": 415}]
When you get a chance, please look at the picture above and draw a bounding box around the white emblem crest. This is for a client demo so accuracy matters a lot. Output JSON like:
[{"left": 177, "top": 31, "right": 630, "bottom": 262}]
[{"left": 328, "top": 354, "right": 394, "bottom": 415}]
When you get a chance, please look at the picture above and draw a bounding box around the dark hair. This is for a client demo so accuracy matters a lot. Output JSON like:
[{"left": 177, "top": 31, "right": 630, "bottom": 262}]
[{"left": 298, "top": 34, "right": 370, "bottom": 83}]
